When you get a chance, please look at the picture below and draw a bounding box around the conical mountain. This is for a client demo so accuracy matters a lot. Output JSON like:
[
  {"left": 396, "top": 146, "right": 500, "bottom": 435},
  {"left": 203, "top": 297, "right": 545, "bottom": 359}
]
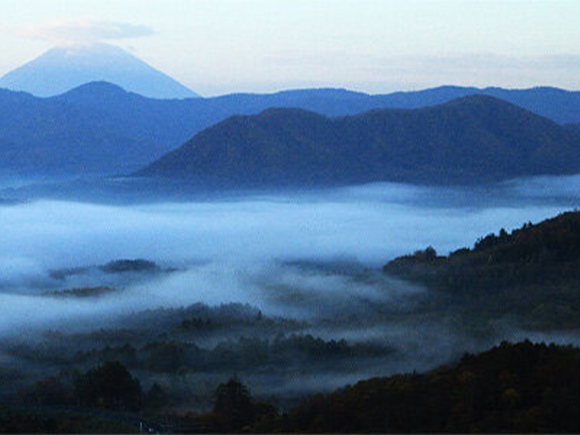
[{"left": 0, "top": 43, "right": 199, "bottom": 99}]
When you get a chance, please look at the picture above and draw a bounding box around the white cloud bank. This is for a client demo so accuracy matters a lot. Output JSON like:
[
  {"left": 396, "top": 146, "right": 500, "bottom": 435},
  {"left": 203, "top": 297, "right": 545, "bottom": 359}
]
[
  {"left": 0, "top": 178, "right": 578, "bottom": 335},
  {"left": 19, "top": 19, "right": 154, "bottom": 44}
]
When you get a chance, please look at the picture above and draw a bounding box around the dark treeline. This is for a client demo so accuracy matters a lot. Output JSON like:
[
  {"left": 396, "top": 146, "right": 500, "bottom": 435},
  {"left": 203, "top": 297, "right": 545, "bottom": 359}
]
[
  {"left": 3, "top": 296, "right": 402, "bottom": 420},
  {"left": 13, "top": 334, "right": 390, "bottom": 408},
  {"left": 257, "top": 341, "right": 580, "bottom": 433},
  {"left": 71, "top": 334, "right": 387, "bottom": 374},
  {"left": 384, "top": 209, "right": 580, "bottom": 328},
  {"left": 5, "top": 341, "right": 580, "bottom": 433}
]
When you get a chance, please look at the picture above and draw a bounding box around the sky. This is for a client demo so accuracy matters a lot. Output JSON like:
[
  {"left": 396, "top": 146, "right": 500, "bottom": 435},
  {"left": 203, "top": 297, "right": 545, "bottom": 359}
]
[{"left": 1, "top": 0, "right": 580, "bottom": 96}]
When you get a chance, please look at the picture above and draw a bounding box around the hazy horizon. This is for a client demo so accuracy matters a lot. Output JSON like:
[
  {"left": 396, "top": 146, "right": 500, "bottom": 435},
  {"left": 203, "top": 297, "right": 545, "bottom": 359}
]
[{"left": 2, "top": 0, "right": 580, "bottom": 96}]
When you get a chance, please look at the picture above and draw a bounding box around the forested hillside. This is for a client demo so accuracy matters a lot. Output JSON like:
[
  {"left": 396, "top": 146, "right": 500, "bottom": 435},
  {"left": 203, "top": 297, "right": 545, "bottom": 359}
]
[
  {"left": 384, "top": 210, "right": 580, "bottom": 328},
  {"left": 258, "top": 341, "right": 580, "bottom": 433},
  {"left": 139, "top": 96, "right": 580, "bottom": 186}
]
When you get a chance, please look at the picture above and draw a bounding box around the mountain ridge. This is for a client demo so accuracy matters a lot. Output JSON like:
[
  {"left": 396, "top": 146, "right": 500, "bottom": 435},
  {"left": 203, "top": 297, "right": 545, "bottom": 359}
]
[
  {"left": 2, "top": 81, "right": 580, "bottom": 176},
  {"left": 137, "top": 95, "right": 580, "bottom": 186}
]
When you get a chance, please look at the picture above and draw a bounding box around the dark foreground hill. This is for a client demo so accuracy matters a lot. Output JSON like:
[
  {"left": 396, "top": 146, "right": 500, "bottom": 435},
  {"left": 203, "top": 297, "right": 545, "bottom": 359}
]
[
  {"left": 384, "top": 209, "right": 580, "bottom": 328},
  {"left": 138, "top": 95, "right": 580, "bottom": 186},
  {"left": 3, "top": 83, "right": 580, "bottom": 176},
  {"left": 5, "top": 341, "right": 580, "bottom": 433},
  {"left": 255, "top": 341, "right": 580, "bottom": 433}
]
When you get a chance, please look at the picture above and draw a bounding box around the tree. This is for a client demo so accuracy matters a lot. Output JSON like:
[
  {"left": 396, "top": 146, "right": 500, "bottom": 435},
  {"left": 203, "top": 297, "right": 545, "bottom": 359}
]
[
  {"left": 413, "top": 246, "right": 438, "bottom": 262},
  {"left": 74, "top": 361, "right": 142, "bottom": 411},
  {"left": 212, "top": 377, "right": 255, "bottom": 432},
  {"left": 145, "top": 383, "right": 168, "bottom": 410}
]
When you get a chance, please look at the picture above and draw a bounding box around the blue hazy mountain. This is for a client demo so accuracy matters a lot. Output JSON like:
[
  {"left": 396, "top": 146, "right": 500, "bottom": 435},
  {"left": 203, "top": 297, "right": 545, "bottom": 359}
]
[
  {"left": 565, "top": 123, "right": 580, "bottom": 137},
  {"left": 138, "top": 95, "right": 580, "bottom": 186},
  {"left": 0, "top": 43, "right": 199, "bottom": 99},
  {"left": 2, "top": 81, "right": 580, "bottom": 176}
]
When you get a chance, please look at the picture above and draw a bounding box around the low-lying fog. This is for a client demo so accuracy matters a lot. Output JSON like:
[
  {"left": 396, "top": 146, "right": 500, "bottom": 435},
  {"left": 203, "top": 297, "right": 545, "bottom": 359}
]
[
  {"left": 1, "top": 176, "right": 578, "bottom": 336},
  {"left": 1, "top": 175, "right": 580, "bottom": 404}
]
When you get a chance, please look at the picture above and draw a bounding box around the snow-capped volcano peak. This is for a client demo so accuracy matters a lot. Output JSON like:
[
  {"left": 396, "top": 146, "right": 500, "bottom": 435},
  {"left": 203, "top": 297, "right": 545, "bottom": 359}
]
[{"left": 0, "top": 43, "right": 199, "bottom": 99}]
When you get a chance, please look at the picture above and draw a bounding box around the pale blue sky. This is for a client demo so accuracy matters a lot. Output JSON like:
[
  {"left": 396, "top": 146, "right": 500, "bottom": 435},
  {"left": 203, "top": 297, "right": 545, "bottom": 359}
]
[{"left": 1, "top": 0, "right": 580, "bottom": 96}]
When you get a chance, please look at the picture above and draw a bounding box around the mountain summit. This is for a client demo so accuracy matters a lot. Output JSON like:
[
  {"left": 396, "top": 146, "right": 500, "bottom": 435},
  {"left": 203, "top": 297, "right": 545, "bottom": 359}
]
[
  {"left": 138, "top": 95, "right": 580, "bottom": 186},
  {"left": 0, "top": 43, "right": 199, "bottom": 99}
]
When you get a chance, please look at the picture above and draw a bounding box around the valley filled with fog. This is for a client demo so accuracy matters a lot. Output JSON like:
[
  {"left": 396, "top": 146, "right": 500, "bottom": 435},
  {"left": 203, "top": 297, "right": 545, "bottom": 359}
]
[
  {"left": 1, "top": 176, "right": 579, "bottom": 407},
  {"left": 3, "top": 1, "right": 580, "bottom": 431}
]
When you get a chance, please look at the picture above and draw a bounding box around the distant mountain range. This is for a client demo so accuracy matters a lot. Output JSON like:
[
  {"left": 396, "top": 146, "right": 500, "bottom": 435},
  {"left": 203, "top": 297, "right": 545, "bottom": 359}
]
[
  {"left": 2, "top": 81, "right": 580, "bottom": 178},
  {"left": 137, "top": 95, "right": 580, "bottom": 186},
  {"left": 0, "top": 43, "right": 199, "bottom": 99}
]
